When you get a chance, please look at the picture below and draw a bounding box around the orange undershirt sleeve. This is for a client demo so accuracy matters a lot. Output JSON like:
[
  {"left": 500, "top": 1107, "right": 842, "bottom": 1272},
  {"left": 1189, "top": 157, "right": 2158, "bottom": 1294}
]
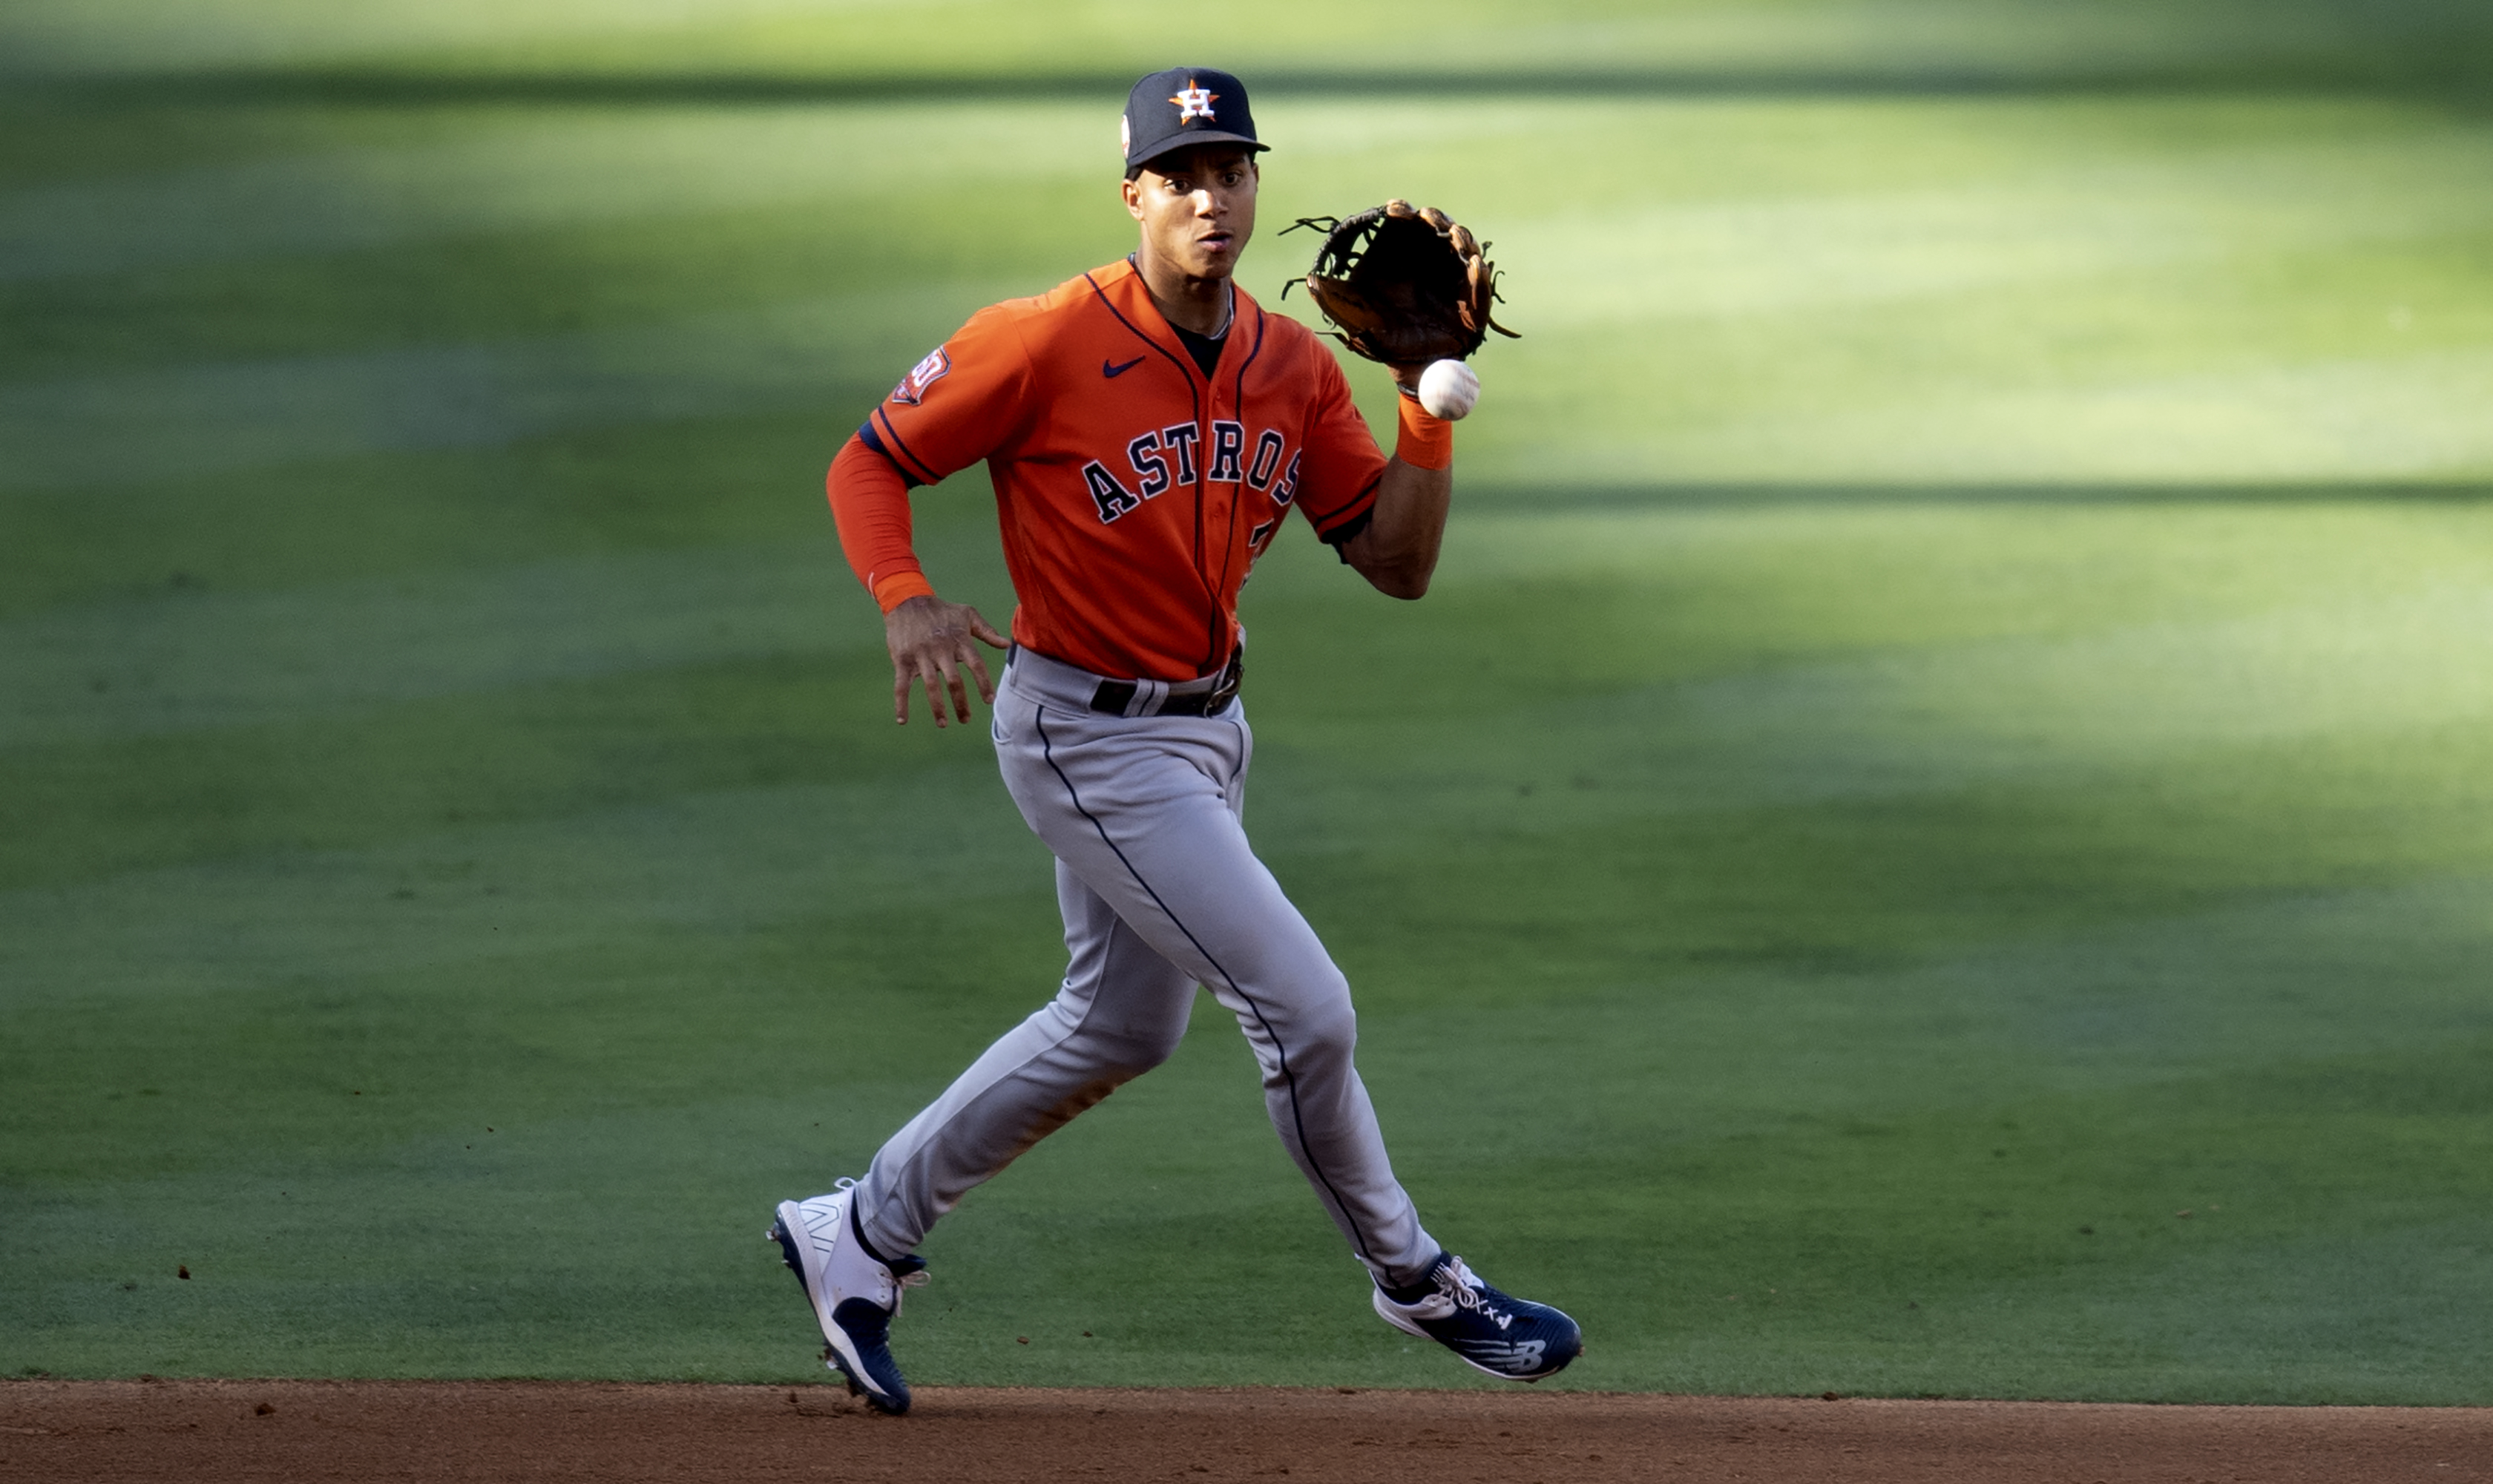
[{"left": 828, "top": 433, "right": 936, "bottom": 612}]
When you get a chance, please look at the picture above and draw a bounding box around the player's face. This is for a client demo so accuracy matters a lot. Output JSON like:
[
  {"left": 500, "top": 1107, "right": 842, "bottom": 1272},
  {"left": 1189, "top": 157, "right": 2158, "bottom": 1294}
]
[{"left": 1124, "top": 148, "right": 1258, "bottom": 281}]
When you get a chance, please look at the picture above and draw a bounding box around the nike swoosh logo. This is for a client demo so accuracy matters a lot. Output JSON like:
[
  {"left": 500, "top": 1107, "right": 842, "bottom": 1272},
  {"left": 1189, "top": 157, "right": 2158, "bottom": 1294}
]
[{"left": 1103, "top": 356, "right": 1146, "bottom": 378}]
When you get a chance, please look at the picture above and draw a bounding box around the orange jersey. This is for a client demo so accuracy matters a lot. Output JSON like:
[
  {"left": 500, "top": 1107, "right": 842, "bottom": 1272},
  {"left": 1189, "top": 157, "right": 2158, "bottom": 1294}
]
[{"left": 832, "top": 257, "right": 1387, "bottom": 682}]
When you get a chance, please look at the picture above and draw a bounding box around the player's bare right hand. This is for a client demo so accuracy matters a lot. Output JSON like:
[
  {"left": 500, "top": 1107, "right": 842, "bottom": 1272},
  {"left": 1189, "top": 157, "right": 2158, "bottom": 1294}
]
[{"left": 884, "top": 593, "right": 1008, "bottom": 727}]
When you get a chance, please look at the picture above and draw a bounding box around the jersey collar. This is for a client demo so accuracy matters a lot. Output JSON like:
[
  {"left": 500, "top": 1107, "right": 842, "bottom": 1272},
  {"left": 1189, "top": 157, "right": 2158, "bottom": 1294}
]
[{"left": 1094, "top": 257, "right": 1261, "bottom": 384}]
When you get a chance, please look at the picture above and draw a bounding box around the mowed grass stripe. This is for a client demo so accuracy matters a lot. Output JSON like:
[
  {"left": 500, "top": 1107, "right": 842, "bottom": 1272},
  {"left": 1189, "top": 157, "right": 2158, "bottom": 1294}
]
[
  {"left": 7, "top": 979, "right": 2487, "bottom": 1395},
  {"left": 17, "top": 870, "right": 2483, "bottom": 1167},
  {"left": 0, "top": 286, "right": 1023, "bottom": 493},
  {"left": 12, "top": 99, "right": 2491, "bottom": 479},
  {"left": 11, "top": 500, "right": 2493, "bottom": 889},
  {"left": 1287, "top": 752, "right": 2493, "bottom": 1017},
  {"left": 13, "top": 707, "right": 2493, "bottom": 1006},
  {"left": 0, "top": 93, "right": 1553, "bottom": 294},
  {"left": 1517, "top": 1053, "right": 2493, "bottom": 1404},
  {"left": 13, "top": 721, "right": 2490, "bottom": 1005},
  {"left": 19, "top": 498, "right": 2493, "bottom": 746},
  {"left": 9, "top": 97, "right": 2476, "bottom": 291},
  {"left": 0, "top": 106, "right": 1117, "bottom": 286},
  {"left": 1506, "top": 119, "right": 2493, "bottom": 327},
  {"left": 1481, "top": 255, "right": 2493, "bottom": 479},
  {"left": 0, "top": 413, "right": 884, "bottom": 621},
  {"left": 0, "top": 189, "right": 1116, "bottom": 383},
  {"left": 1635, "top": 348, "right": 2493, "bottom": 483}
]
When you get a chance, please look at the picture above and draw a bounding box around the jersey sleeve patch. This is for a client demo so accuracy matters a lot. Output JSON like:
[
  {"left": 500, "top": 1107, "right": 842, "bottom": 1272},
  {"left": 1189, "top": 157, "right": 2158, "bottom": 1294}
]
[{"left": 889, "top": 347, "right": 951, "bottom": 406}]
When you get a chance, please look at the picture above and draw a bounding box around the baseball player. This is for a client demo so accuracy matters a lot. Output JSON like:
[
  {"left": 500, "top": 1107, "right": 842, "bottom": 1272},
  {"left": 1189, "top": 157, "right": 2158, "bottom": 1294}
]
[{"left": 772, "top": 66, "right": 1581, "bottom": 1414}]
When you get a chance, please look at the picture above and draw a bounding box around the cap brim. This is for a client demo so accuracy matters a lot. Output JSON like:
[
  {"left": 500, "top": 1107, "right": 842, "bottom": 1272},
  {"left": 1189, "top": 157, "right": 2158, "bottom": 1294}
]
[{"left": 1130, "top": 132, "right": 1269, "bottom": 170}]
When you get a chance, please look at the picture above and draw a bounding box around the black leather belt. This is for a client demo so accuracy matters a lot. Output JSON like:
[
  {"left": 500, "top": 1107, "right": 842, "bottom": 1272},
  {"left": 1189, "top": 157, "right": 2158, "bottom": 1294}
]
[{"left": 1092, "top": 651, "right": 1244, "bottom": 718}]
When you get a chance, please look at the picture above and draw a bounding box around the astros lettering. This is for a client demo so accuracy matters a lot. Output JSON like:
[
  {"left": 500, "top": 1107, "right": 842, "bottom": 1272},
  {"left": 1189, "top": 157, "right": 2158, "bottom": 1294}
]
[{"left": 1085, "top": 421, "right": 1300, "bottom": 525}]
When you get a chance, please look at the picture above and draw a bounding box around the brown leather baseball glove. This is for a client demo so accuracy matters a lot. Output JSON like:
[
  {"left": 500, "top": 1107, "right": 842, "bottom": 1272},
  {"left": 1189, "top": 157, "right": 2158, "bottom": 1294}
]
[{"left": 1284, "top": 200, "right": 1517, "bottom": 366}]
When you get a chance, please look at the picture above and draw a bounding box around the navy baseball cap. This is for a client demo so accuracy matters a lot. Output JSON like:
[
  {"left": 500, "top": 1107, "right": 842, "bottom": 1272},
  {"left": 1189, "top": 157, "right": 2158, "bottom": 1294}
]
[{"left": 1122, "top": 67, "right": 1265, "bottom": 178}]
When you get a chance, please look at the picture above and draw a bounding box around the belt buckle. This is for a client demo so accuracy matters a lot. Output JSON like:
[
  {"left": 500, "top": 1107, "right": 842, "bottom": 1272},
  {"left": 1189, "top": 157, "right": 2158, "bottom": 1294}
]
[{"left": 1205, "top": 653, "right": 1243, "bottom": 714}]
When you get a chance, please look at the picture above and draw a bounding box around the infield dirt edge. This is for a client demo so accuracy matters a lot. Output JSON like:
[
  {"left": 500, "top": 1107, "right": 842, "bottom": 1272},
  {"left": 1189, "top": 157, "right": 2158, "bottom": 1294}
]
[{"left": 7, "top": 1377, "right": 2492, "bottom": 1483}]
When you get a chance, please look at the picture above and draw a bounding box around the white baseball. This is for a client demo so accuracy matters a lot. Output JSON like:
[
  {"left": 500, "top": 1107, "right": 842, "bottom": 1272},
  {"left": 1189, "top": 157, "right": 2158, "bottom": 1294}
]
[{"left": 1416, "top": 358, "right": 1479, "bottom": 421}]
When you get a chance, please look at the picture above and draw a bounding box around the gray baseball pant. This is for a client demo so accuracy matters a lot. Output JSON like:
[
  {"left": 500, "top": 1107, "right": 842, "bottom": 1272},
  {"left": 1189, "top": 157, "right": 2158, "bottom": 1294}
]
[{"left": 853, "top": 646, "right": 1439, "bottom": 1290}]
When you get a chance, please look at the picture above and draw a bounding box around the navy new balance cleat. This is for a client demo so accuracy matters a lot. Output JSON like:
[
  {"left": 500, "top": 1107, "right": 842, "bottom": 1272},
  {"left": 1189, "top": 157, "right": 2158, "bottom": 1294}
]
[
  {"left": 769, "top": 1180, "right": 928, "bottom": 1414},
  {"left": 1373, "top": 1253, "right": 1582, "bottom": 1382}
]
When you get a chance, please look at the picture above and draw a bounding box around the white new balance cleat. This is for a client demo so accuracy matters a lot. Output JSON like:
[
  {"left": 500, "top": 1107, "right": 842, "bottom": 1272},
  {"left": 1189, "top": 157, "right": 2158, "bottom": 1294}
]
[
  {"left": 1373, "top": 1252, "right": 1583, "bottom": 1382},
  {"left": 767, "top": 1178, "right": 927, "bottom": 1414}
]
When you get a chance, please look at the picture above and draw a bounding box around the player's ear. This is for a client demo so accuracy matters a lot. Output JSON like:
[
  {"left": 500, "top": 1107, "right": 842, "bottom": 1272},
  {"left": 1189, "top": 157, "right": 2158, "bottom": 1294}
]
[{"left": 1121, "top": 175, "right": 1146, "bottom": 221}]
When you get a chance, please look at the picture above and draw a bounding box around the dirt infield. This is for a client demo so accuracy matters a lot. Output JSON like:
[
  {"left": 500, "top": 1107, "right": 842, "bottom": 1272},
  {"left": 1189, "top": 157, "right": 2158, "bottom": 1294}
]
[{"left": 4, "top": 1380, "right": 2489, "bottom": 1483}]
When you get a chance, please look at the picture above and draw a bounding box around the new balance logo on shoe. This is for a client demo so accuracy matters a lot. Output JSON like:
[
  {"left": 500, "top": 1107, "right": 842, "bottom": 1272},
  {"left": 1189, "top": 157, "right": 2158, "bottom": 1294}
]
[{"left": 1455, "top": 1338, "right": 1546, "bottom": 1368}]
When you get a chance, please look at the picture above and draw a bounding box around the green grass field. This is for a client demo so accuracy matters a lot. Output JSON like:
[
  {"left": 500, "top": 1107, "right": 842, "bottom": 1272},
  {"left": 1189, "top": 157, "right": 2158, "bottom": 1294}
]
[{"left": 5, "top": 0, "right": 2492, "bottom": 1403}]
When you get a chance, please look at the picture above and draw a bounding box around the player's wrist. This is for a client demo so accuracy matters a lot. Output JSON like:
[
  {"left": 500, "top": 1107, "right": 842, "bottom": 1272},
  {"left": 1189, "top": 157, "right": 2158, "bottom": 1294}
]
[
  {"left": 1393, "top": 394, "right": 1454, "bottom": 470},
  {"left": 873, "top": 571, "right": 938, "bottom": 612}
]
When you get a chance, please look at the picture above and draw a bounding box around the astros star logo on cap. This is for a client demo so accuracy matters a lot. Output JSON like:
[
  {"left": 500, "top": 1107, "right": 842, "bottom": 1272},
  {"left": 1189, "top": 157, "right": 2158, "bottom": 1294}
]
[{"left": 1169, "top": 79, "right": 1219, "bottom": 122}]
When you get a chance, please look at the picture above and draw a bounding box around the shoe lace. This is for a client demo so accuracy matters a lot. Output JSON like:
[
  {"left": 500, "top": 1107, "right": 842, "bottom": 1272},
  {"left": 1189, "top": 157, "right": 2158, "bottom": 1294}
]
[{"left": 1435, "top": 1257, "right": 1515, "bottom": 1330}]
